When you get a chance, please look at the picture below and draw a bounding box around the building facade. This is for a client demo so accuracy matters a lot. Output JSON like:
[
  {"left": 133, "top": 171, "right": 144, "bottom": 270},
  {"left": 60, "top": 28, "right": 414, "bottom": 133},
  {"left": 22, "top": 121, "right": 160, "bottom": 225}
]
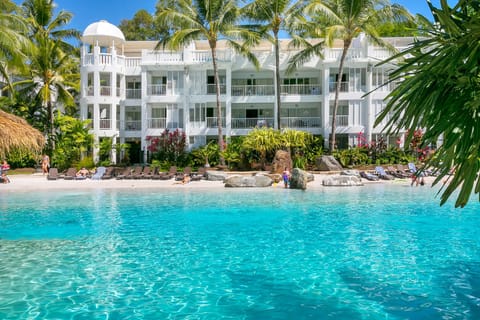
[{"left": 80, "top": 20, "right": 410, "bottom": 164}]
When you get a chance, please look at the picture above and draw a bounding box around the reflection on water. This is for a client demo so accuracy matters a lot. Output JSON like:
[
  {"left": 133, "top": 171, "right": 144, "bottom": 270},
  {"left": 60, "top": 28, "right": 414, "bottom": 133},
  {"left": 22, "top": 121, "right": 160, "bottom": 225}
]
[{"left": 0, "top": 186, "right": 479, "bottom": 319}]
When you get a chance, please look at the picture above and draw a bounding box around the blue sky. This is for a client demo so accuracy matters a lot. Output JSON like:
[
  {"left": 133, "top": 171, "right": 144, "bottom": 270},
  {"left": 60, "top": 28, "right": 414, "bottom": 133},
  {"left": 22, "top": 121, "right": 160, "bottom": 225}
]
[{"left": 15, "top": 0, "right": 451, "bottom": 33}]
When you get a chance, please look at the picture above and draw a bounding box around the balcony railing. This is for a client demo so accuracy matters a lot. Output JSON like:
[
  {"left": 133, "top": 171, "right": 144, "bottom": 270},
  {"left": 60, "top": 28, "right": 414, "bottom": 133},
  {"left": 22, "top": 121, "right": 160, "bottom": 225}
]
[
  {"left": 231, "top": 118, "right": 274, "bottom": 129},
  {"left": 125, "top": 57, "right": 141, "bottom": 67},
  {"left": 329, "top": 115, "right": 349, "bottom": 126},
  {"left": 99, "top": 54, "right": 112, "bottom": 65},
  {"left": 148, "top": 84, "right": 166, "bottom": 96},
  {"left": 281, "top": 84, "right": 321, "bottom": 95},
  {"left": 100, "top": 86, "right": 111, "bottom": 96},
  {"left": 126, "top": 89, "right": 141, "bottom": 99},
  {"left": 191, "top": 50, "right": 230, "bottom": 62},
  {"left": 124, "top": 120, "right": 142, "bottom": 131},
  {"left": 281, "top": 117, "right": 321, "bottom": 128},
  {"left": 206, "top": 117, "right": 226, "bottom": 128},
  {"left": 148, "top": 118, "right": 167, "bottom": 129},
  {"left": 143, "top": 51, "right": 184, "bottom": 63},
  {"left": 329, "top": 81, "right": 349, "bottom": 93},
  {"left": 325, "top": 48, "right": 362, "bottom": 60},
  {"left": 231, "top": 85, "right": 274, "bottom": 96},
  {"left": 207, "top": 84, "right": 227, "bottom": 95},
  {"left": 100, "top": 118, "right": 111, "bottom": 130}
]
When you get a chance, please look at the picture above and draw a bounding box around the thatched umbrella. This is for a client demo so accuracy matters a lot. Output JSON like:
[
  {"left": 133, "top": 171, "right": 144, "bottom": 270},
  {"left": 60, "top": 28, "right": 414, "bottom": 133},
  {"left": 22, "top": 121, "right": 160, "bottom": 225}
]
[{"left": 0, "top": 109, "right": 45, "bottom": 158}]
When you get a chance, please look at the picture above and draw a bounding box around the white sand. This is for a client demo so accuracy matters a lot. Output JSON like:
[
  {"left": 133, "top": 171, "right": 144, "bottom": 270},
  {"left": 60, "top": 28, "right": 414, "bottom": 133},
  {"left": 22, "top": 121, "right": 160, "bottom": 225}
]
[{"left": 0, "top": 172, "right": 435, "bottom": 193}]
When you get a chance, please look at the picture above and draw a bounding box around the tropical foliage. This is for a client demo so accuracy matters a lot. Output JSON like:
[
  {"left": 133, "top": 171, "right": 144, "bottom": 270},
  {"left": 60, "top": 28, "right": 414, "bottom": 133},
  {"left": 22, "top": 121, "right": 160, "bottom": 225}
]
[
  {"left": 300, "top": 0, "right": 412, "bottom": 152},
  {"left": 377, "top": 0, "right": 480, "bottom": 207},
  {"left": 146, "top": 129, "right": 189, "bottom": 167},
  {"left": 52, "top": 114, "right": 93, "bottom": 170},
  {"left": 242, "top": 0, "right": 307, "bottom": 129},
  {"left": 155, "top": 0, "right": 261, "bottom": 162}
]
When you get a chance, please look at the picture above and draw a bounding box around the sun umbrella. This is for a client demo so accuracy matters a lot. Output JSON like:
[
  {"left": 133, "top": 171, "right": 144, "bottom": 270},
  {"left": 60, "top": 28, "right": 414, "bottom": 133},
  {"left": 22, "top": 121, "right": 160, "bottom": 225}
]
[{"left": 0, "top": 109, "right": 45, "bottom": 158}]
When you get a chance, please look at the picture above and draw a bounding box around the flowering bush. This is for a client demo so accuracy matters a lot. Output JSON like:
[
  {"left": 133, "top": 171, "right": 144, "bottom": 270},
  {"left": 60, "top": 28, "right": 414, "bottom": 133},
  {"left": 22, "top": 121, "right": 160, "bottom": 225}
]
[{"left": 146, "top": 129, "right": 189, "bottom": 166}]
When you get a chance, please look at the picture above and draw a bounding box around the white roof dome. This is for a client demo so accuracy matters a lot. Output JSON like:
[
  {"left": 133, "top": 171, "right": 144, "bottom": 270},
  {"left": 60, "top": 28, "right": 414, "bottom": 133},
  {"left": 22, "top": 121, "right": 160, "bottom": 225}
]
[{"left": 82, "top": 20, "right": 125, "bottom": 46}]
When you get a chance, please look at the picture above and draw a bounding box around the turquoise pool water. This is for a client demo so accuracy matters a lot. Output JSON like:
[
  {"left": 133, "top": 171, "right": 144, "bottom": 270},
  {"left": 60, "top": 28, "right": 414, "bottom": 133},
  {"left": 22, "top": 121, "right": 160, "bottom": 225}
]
[{"left": 0, "top": 185, "right": 479, "bottom": 319}]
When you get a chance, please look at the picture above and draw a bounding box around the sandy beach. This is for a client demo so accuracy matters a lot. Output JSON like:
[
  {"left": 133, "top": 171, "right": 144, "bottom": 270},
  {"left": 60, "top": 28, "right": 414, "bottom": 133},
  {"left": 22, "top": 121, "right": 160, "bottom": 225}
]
[{"left": 0, "top": 171, "right": 434, "bottom": 193}]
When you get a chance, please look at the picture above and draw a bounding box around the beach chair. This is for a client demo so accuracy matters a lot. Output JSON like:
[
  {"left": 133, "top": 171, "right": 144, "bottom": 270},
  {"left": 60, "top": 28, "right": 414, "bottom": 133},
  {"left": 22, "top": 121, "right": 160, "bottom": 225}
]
[
  {"left": 136, "top": 166, "right": 153, "bottom": 179},
  {"left": 387, "top": 166, "right": 409, "bottom": 178},
  {"left": 91, "top": 166, "right": 106, "bottom": 180},
  {"left": 375, "top": 166, "right": 395, "bottom": 180},
  {"left": 47, "top": 168, "right": 59, "bottom": 180},
  {"left": 159, "top": 166, "right": 177, "bottom": 180},
  {"left": 124, "top": 166, "right": 142, "bottom": 179},
  {"left": 116, "top": 167, "right": 132, "bottom": 180},
  {"left": 191, "top": 167, "right": 206, "bottom": 181},
  {"left": 175, "top": 166, "right": 192, "bottom": 181},
  {"left": 63, "top": 167, "right": 77, "bottom": 180},
  {"left": 101, "top": 167, "right": 115, "bottom": 180},
  {"left": 360, "top": 171, "right": 379, "bottom": 181}
]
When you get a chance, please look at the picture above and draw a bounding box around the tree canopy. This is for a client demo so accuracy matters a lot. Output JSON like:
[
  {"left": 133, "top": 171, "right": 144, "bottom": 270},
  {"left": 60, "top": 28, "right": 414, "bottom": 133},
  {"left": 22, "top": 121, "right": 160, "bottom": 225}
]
[{"left": 377, "top": 0, "right": 480, "bottom": 207}]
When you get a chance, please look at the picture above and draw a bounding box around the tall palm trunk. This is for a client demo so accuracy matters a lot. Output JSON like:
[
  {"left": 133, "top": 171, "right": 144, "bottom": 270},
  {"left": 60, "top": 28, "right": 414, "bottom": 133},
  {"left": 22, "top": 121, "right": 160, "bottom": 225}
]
[
  {"left": 274, "top": 31, "right": 281, "bottom": 130},
  {"left": 210, "top": 41, "right": 226, "bottom": 165},
  {"left": 47, "top": 100, "right": 55, "bottom": 151},
  {"left": 330, "top": 39, "right": 351, "bottom": 152}
]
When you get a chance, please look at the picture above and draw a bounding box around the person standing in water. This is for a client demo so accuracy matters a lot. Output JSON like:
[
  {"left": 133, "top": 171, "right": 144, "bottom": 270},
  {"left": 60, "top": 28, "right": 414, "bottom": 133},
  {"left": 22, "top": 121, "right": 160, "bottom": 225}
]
[{"left": 282, "top": 167, "right": 291, "bottom": 188}]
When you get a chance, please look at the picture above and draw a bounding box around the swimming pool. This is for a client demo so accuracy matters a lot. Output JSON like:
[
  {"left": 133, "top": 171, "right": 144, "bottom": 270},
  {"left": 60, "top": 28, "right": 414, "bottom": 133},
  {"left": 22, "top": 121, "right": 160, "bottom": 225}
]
[{"left": 1, "top": 185, "right": 479, "bottom": 319}]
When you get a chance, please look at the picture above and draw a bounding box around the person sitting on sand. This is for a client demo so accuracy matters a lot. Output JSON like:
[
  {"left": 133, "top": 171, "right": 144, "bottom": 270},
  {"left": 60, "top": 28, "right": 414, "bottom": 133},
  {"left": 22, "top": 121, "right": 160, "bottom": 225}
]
[{"left": 173, "top": 174, "right": 191, "bottom": 185}]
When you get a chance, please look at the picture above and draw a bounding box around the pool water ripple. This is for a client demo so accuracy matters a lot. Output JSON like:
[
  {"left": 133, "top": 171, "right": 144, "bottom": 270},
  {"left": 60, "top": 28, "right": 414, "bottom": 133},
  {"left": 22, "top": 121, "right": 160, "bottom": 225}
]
[{"left": 0, "top": 185, "right": 479, "bottom": 319}]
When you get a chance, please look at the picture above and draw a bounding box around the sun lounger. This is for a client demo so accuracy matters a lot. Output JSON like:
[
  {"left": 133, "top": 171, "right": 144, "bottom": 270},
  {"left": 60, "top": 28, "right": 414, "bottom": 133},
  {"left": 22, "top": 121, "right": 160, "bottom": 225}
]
[
  {"left": 387, "top": 166, "right": 409, "bottom": 178},
  {"left": 360, "top": 171, "right": 379, "bottom": 181},
  {"left": 91, "top": 166, "right": 106, "bottom": 180},
  {"left": 375, "top": 166, "right": 395, "bottom": 180},
  {"left": 175, "top": 166, "right": 192, "bottom": 181},
  {"left": 101, "top": 167, "right": 115, "bottom": 180},
  {"left": 124, "top": 166, "right": 142, "bottom": 179},
  {"left": 135, "top": 166, "right": 153, "bottom": 179},
  {"left": 63, "top": 167, "right": 77, "bottom": 180},
  {"left": 47, "top": 168, "right": 59, "bottom": 180},
  {"left": 159, "top": 166, "right": 177, "bottom": 180},
  {"left": 191, "top": 167, "right": 206, "bottom": 181},
  {"left": 116, "top": 167, "right": 132, "bottom": 180}
]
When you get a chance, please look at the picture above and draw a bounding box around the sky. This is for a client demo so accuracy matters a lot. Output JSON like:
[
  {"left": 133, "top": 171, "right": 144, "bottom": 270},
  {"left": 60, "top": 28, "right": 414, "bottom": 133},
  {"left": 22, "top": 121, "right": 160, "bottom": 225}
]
[{"left": 15, "top": 0, "right": 453, "bottom": 34}]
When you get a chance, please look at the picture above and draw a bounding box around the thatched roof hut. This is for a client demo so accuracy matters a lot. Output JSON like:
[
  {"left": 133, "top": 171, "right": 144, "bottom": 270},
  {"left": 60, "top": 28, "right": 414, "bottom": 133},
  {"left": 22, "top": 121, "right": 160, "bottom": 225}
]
[{"left": 0, "top": 110, "right": 45, "bottom": 158}]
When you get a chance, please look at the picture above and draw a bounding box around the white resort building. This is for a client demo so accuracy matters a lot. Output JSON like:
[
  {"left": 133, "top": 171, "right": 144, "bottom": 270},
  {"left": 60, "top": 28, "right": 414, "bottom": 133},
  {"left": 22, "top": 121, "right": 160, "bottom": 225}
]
[{"left": 80, "top": 20, "right": 410, "bottom": 164}]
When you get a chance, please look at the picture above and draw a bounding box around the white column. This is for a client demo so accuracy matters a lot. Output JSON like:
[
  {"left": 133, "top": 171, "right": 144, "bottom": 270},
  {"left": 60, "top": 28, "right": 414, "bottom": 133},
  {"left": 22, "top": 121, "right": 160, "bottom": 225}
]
[
  {"left": 225, "top": 65, "right": 232, "bottom": 140},
  {"left": 321, "top": 66, "right": 330, "bottom": 148},
  {"left": 365, "top": 64, "right": 373, "bottom": 145}
]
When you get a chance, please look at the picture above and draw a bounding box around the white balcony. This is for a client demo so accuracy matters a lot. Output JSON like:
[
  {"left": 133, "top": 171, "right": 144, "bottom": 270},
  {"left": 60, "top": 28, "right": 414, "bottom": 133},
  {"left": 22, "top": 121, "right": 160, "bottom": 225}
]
[
  {"left": 231, "top": 118, "right": 274, "bottom": 128},
  {"left": 231, "top": 85, "right": 274, "bottom": 96},
  {"left": 281, "top": 117, "right": 321, "bottom": 128},
  {"left": 281, "top": 84, "right": 321, "bottom": 95},
  {"left": 126, "top": 89, "right": 141, "bottom": 99}
]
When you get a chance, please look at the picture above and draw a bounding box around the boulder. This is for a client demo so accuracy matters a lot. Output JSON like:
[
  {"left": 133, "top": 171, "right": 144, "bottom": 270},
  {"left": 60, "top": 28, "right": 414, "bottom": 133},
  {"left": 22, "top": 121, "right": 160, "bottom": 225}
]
[
  {"left": 272, "top": 150, "right": 292, "bottom": 174},
  {"left": 289, "top": 168, "right": 310, "bottom": 190},
  {"left": 322, "top": 175, "right": 363, "bottom": 187},
  {"left": 340, "top": 169, "right": 361, "bottom": 178},
  {"left": 206, "top": 171, "right": 229, "bottom": 181},
  {"left": 316, "top": 155, "right": 343, "bottom": 171},
  {"left": 224, "top": 175, "right": 273, "bottom": 188},
  {"left": 257, "top": 172, "right": 282, "bottom": 183}
]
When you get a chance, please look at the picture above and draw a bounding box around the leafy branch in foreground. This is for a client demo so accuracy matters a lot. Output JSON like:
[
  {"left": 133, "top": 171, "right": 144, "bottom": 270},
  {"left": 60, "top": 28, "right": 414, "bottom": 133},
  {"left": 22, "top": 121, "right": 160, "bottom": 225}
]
[{"left": 377, "top": 0, "right": 480, "bottom": 207}]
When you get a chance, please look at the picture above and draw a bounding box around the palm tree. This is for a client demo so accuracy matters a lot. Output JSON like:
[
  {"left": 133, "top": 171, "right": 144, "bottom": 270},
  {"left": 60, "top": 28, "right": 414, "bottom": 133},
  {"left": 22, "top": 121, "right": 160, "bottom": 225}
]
[
  {"left": 302, "top": 0, "right": 412, "bottom": 152},
  {"left": 242, "top": 0, "right": 307, "bottom": 130},
  {"left": 156, "top": 0, "right": 260, "bottom": 163},
  {"left": 377, "top": 0, "right": 480, "bottom": 207},
  {"left": 0, "top": 0, "right": 31, "bottom": 92},
  {"left": 15, "top": 0, "right": 80, "bottom": 151}
]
